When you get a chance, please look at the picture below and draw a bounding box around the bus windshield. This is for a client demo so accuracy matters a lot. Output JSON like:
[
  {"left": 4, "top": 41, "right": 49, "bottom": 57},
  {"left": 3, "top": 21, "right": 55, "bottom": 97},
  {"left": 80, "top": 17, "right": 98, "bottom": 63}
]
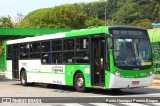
[{"left": 113, "top": 38, "right": 152, "bottom": 69}]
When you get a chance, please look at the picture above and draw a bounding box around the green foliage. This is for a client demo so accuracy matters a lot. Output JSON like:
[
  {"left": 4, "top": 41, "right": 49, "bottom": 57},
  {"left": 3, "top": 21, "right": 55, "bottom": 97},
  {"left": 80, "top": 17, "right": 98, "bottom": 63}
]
[
  {"left": 16, "top": 0, "right": 160, "bottom": 29},
  {"left": 112, "top": 3, "right": 141, "bottom": 25},
  {"left": 152, "top": 4, "right": 160, "bottom": 22},
  {"left": 0, "top": 41, "right": 5, "bottom": 57},
  {"left": 132, "top": 19, "right": 152, "bottom": 29},
  {"left": 0, "top": 16, "right": 13, "bottom": 28},
  {"left": 17, "top": 5, "right": 90, "bottom": 29},
  {"left": 84, "top": 17, "right": 104, "bottom": 27},
  {"left": 152, "top": 0, "right": 160, "bottom": 4}
]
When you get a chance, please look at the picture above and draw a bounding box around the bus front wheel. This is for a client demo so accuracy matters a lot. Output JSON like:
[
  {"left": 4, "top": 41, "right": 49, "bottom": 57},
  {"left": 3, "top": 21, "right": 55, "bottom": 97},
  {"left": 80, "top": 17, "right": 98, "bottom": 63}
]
[
  {"left": 20, "top": 71, "right": 28, "bottom": 86},
  {"left": 74, "top": 72, "right": 86, "bottom": 92}
]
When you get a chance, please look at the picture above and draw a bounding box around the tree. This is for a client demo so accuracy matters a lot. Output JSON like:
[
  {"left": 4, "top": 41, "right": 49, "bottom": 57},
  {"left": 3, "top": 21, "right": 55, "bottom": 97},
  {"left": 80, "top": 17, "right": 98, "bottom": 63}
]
[
  {"left": 0, "top": 41, "right": 5, "bottom": 57},
  {"left": 152, "top": 4, "right": 160, "bottom": 22},
  {"left": 16, "top": 5, "right": 90, "bottom": 29},
  {"left": 0, "top": 16, "right": 13, "bottom": 27},
  {"left": 131, "top": 19, "right": 152, "bottom": 29},
  {"left": 151, "top": 0, "right": 160, "bottom": 4},
  {"left": 84, "top": 17, "right": 104, "bottom": 27},
  {"left": 16, "top": 0, "right": 159, "bottom": 29},
  {"left": 112, "top": 3, "right": 141, "bottom": 25}
]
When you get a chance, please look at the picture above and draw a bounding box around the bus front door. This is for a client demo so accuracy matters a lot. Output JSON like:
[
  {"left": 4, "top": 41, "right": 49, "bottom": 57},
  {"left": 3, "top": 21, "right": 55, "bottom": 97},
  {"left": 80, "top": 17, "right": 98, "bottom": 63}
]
[
  {"left": 12, "top": 45, "right": 19, "bottom": 79},
  {"left": 91, "top": 36, "right": 105, "bottom": 87}
]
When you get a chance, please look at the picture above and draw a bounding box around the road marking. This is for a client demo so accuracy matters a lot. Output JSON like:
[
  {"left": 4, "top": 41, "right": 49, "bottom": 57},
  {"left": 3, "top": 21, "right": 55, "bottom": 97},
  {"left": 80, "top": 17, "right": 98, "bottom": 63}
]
[
  {"left": 61, "top": 103, "right": 84, "bottom": 106},
  {"left": 34, "top": 103, "right": 160, "bottom": 106},
  {"left": 90, "top": 103, "right": 160, "bottom": 106}
]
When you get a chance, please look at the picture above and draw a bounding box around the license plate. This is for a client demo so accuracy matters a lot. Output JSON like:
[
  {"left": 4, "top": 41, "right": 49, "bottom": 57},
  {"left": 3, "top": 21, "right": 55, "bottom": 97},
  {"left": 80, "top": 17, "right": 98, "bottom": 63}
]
[{"left": 132, "top": 81, "right": 139, "bottom": 85}]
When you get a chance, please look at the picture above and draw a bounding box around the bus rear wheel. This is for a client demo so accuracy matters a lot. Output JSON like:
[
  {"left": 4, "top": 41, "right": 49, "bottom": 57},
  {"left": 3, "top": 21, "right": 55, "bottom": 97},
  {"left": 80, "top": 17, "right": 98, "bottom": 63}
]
[
  {"left": 74, "top": 72, "right": 86, "bottom": 92},
  {"left": 20, "top": 71, "right": 28, "bottom": 86}
]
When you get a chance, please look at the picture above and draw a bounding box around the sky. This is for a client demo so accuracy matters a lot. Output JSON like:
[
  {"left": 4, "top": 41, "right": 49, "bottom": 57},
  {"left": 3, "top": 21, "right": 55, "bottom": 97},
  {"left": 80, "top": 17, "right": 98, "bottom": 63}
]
[{"left": 0, "top": 0, "right": 99, "bottom": 18}]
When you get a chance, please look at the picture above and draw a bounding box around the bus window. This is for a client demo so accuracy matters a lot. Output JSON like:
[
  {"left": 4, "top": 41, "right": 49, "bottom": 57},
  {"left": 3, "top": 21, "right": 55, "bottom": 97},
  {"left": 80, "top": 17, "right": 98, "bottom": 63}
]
[
  {"left": 30, "top": 42, "right": 40, "bottom": 59},
  {"left": 20, "top": 43, "right": 29, "bottom": 59},
  {"left": 75, "top": 37, "right": 89, "bottom": 63},
  {"left": 41, "top": 41, "right": 51, "bottom": 64},
  {"left": 63, "top": 38, "right": 75, "bottom": 64},
  {"left": 41, "top": 41, "right": 50, "bottom": 52},
  {"left": 76, "top": 38, "right": 89, "bottom": 50},
  {"left": 63, "top": 52, "right": 74, "bottom": 64},
  {"left": 64, "top": 39, "right": 74, "bottom": 50},
  {"left": 52, "top": 39, "right": 62, "bottom": 64},
  {"left": 75, "top": 51, "right": 89, "bottom": 63},
  {"left": 52, "top": 39, "right": 62, "bottom": 51},
  {"left": 52, "top": 53, "right": 62, "bottom": 64},
  {"left": 7, "top": 45, "right": 12, "bottom": 60}
]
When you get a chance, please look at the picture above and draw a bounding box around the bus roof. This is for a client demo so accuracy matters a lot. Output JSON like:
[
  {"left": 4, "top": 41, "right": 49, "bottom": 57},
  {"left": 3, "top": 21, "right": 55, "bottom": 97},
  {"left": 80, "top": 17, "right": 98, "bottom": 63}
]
[
  {"left": 0, "top": 28, "right": 71, "bottom": 36},
  {"left": 65, "top": 26, "right": 109, "bottom": 37},
  {"left": 65, "top": 26, "right": 145, "bottom": 37},
  {"left": 7, "top": 26, "right": 109, "bottom": 44},
  {"left": 7, "top": 26, "right": 147, "bottom": 45},
  {"left": 7, "top": 32, "right": 66, "bottom": 45}
]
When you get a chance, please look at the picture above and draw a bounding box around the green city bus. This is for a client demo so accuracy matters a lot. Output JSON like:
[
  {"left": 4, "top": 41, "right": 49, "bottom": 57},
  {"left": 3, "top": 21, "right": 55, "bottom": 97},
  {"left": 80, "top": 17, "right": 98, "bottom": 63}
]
[{"left": 5, "top": 26, "right": 154, "bottom": 92}]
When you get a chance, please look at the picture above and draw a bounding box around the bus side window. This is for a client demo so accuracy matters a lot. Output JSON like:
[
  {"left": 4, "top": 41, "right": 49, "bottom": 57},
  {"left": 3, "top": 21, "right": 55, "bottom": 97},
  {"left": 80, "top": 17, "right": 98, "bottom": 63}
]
[
  {"left": 75, "top": 37, "right": 89, "bottom": 64},
  {"left": 63, "top": 38, "right": 75, "bottom": 64},
  {"left": 41, "top": 41, "right": 51, "bottom": 64},
  {"left": 63, "top": 52, "right": 74, "bottom": 64},
  {"left": 76, "top": 38, "right": 89, "bottom": 50},
  {"left": 7, "top": 45, "right": 12, "bottom": 60},
  {"left": 76, "top": 51, "right": 89, "bottom": 63},
  {"left": 52, "top": 39, "right": 62, "bottom": 64},
  {"left": 20, "top": 43, "right": 29, "bottom": 59},
  {"left": 64, "top": 39, "right": 74, "bottom": 50},
  {"left": 30, "top": 42, "right": 40, "bottom": 59},
  {"left": 52, "top": 53, "right": 62, "bottom": 64}
]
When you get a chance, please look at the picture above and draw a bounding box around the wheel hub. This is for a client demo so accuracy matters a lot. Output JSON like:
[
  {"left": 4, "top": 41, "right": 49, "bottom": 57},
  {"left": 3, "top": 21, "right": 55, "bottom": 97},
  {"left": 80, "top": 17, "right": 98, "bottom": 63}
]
[{"left": 77, "top": 78, "right": 84, "bottom": 88}]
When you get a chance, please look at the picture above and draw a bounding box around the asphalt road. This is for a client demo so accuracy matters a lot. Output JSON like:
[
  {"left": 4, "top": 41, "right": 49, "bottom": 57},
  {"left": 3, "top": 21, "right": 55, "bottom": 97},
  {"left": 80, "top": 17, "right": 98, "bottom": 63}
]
[
  {"left": 0, "top": 78, "right": 160, "bottom": 97},
  {"left": 0, "top": 78, "right": 160, "bottom": 106}
]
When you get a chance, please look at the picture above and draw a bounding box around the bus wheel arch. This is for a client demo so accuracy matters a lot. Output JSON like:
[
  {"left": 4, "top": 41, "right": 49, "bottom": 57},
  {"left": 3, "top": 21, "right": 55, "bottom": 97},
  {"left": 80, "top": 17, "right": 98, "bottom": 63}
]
[
  {"left": 73, "top": 70, "right": 86, "bottom": 92},
  {"left": 20, "top": 68, "right": 28, "bottom": 86}
]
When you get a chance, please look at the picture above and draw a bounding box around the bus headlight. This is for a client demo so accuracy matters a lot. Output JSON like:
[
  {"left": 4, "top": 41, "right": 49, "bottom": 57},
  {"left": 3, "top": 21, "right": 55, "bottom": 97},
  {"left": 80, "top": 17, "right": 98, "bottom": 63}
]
[
  {"left": 115, "top": 71, "right": 123, "bottom": 77},
  {"left": 149, "top": 71, "right": 154, "bottom": 76}
]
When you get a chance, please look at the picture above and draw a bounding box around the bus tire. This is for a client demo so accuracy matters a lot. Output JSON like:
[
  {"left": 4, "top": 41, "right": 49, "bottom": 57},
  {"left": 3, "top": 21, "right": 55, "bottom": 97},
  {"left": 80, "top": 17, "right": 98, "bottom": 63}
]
[
  {"left": 74, "top": 72, "right": 86, "bottom": 92},
  {"left": 20, "top": 71, "right": 28, "bottom": 86}
]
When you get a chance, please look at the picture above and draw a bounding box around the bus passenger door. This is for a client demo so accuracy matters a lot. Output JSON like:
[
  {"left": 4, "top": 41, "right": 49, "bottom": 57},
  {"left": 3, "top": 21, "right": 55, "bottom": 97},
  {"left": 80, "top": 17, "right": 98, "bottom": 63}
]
[
  {"left": 91, "top": 36, "right": 105, "bottom": 87},
  {"left": 12, "top": 45, "right": 19, "bottom": 79}
]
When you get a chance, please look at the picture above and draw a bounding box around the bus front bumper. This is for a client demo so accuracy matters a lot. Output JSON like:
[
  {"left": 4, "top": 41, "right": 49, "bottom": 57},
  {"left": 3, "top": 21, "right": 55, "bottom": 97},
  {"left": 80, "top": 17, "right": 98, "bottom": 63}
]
[{"left": 109, "top": 74, "right": 154, "bottom": 88}]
